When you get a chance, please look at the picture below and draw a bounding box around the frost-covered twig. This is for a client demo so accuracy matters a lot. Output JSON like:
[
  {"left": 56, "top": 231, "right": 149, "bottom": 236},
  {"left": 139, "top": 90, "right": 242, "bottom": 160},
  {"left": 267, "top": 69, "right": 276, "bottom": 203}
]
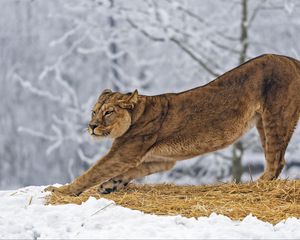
[
  {"left": 18, "top": 127, "right": 57, "bottom": 142},
  {"left": 49, "top": 23, "right": 83, "bottom": 47},
  {"left": 13, "top": 73, "right": 62, "bottom": 103}
]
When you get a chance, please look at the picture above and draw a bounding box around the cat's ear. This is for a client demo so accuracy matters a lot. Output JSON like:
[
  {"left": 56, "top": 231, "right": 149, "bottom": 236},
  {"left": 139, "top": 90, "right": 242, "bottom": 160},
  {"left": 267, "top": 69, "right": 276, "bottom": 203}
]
[
  {"left": 118, "top": 90, "right": 139, "bottom": 109},
  {"left": 101, "top": 89, "right": 112, "bottom": 95}
]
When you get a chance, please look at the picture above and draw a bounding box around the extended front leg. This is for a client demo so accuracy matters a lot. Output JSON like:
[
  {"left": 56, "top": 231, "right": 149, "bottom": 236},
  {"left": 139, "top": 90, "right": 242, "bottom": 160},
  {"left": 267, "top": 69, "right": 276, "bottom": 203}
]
[
  {"left": 99, "top": 161, "right": 175, "bottom": 194},
  {"left": 45, "top": 154, "right": 140, "bottom": 195},
  {"left": 45, "top": 138, "right": 153, "bottom": 195}
]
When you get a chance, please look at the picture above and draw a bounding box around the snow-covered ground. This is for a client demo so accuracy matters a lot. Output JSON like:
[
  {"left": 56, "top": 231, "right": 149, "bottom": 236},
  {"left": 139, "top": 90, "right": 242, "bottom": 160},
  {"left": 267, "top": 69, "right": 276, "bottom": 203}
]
[{"left": 1, "top": 186, "right": 300, "bottom": 239}]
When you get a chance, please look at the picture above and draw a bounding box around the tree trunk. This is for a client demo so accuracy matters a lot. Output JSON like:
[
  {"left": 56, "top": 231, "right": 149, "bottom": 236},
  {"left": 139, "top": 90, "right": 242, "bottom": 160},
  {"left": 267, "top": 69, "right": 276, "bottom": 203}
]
[
  {"left": 232, "top": 140, "right": 244, "bottom": 183},
  {"left": 232, "top": 0, "right": 248, "bottom": 183},
  {"left": 239, "top": 0, "right": 248, "bottom": 64},
  {"left": 108, "top": 0, "right": 122, "bottom": 92}
]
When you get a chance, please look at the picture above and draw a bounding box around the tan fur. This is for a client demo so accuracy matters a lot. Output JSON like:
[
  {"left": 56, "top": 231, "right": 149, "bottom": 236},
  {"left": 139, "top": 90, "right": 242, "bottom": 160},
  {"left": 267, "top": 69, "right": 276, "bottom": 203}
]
[{"left": 45, "top": 54, "right": 300, "bottom": 195}]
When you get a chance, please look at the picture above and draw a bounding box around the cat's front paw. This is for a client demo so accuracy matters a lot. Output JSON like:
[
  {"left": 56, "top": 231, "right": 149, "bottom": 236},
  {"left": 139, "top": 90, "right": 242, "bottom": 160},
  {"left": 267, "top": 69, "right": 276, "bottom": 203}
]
[{"left": 99, "top": 179, "right": 129, "bottom": 194}]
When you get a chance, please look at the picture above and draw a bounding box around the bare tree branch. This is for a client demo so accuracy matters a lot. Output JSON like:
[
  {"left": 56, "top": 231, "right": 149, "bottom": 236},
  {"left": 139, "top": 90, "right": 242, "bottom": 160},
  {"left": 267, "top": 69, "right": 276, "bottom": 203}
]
[
  {"left": 248, "top": 0, "right": 268, "bottom": 28},
  {"left": 126, "top": 18, "right": 220, "bottom": 77},
  {"left": 170, "top": 38, "right": 220, "bottom": 77}
]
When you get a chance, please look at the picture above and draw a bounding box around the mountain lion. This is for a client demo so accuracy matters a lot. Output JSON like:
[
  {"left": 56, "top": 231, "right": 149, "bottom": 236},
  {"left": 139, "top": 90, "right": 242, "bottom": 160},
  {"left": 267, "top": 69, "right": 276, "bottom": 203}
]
[{"left": 45, "top": 54, "right": 300, "bottom": 195}]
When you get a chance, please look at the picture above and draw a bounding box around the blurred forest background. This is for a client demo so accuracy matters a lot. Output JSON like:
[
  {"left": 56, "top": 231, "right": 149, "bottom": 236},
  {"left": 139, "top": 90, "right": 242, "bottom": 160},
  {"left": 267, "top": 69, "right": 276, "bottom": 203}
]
[{"left": 1, "top": 0, "right": 300, "bottom": 189}]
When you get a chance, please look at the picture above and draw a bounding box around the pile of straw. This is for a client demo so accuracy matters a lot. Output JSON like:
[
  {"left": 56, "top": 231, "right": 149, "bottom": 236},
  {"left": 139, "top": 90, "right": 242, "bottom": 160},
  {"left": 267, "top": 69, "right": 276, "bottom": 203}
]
[{"left": 46, "top": 179, "right": 300, "bottom": 224}]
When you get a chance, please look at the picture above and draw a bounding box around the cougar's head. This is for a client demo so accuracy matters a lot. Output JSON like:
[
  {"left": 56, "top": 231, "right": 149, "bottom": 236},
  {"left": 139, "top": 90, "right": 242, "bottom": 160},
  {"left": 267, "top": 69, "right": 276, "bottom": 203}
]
[{"left": 88, "top": 89, "right": 139, "bottom": 139}]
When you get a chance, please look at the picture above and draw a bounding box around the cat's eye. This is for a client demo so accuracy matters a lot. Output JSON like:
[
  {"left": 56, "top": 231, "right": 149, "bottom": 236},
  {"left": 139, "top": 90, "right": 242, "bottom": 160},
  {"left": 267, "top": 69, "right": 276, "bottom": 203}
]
[
  {"left": 104, "top": 110, "right": 114, "bottom": 116},
  {"left": 92, "top": 110, "right": 96, "bottom": 116}
]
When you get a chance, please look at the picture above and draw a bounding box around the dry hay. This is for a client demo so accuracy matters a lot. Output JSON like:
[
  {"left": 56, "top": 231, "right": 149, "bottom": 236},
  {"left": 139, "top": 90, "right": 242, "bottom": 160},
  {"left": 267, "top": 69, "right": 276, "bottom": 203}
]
[{"left": 45, "top": 179, "right": 300, "bottom": 224}]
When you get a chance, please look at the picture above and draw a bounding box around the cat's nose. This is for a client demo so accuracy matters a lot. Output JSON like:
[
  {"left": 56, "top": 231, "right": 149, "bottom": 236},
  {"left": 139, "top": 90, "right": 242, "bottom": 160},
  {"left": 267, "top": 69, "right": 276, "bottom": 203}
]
[{"left": 89, "top": 124, "right": 98, "bottom": 131}]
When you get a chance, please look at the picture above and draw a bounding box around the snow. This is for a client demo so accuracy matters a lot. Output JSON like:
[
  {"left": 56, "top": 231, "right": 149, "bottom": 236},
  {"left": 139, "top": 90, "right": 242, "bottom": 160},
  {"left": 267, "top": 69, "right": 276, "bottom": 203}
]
[{"left": 1, "top": 186, "right": 300, "bottom": 239}]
